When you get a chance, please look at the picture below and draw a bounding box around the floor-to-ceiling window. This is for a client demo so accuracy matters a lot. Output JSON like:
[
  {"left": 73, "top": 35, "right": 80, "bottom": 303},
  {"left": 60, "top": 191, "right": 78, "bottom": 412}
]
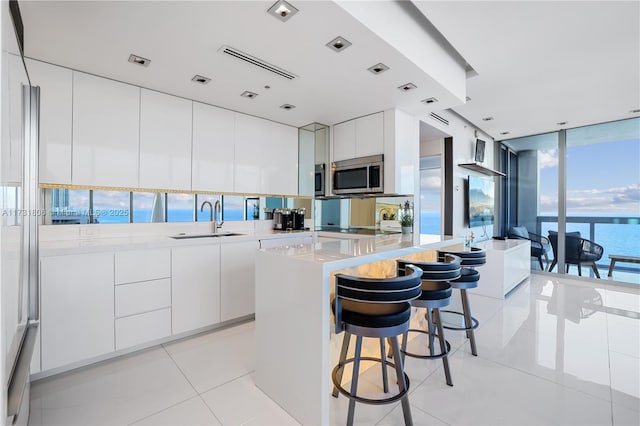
[
  {"left": 419, "top": 155, "right": 442, "bottom": 234},
  {"left": 502, "top": 118, "right": 640, "bottom": 284}
]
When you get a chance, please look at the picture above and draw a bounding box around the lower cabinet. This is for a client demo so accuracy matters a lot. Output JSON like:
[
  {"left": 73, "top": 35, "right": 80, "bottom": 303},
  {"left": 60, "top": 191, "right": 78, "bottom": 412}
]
[
  {"left": 220, "top": 240, "right": 259, "bottom": 321},
  {"left": 171, "top": 244, "right": 221, "bottom": 334},
  {"left": 115, "top": 308, "right": 172, "bottom": 350},
  {"left": 40, "top": 252, "right": 115, "bottom": 371}
]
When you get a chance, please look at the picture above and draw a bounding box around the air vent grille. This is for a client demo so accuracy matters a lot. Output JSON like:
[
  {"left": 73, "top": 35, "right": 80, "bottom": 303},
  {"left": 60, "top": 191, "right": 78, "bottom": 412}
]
[
  {"left": 219, "top": 45, "right": 297, "bottom": 80},
  {"left": 429, "top": 112, "right": 449, "bottom": 126}
]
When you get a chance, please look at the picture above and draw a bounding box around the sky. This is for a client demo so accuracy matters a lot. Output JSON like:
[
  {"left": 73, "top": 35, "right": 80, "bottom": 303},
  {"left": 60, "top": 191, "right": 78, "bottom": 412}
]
[{"left": 539, "top": 138, "right": 640, "bottom": 215}]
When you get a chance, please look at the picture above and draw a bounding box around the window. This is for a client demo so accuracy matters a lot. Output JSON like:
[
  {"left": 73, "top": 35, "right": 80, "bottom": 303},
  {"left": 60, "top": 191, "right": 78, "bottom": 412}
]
[
  {"left": 132, "top": 192, "right": 158, "bottom": 223},
  {"left": 245, "top": 198, "right": 260, "bottom": 221},
  {"left": 167, "top": 193, "right": 194, "bottom": 222},
  {"left": 92, "top": 191, "right": 130, "bottom": 224},
  {"left": 222, "top": 195, "right": 244, "bottom": 221},
  {"left": 419, "top": 155, "right": 441, "bottom": 234},
  {"left": 47, "top": 189, "right": 90, "bottom": 224}
]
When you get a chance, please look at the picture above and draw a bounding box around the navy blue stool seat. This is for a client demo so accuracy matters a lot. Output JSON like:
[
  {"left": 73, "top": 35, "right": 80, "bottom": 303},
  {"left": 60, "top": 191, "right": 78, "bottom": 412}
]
[
  {"left": 438, "top": 248, "right": 486, "bottom": 356},
  {"left": 331, "top": 265, "right": 423, "bottom": 426},
  {"left": 391, "top": 254, "right": 461, "bottom": 386}
]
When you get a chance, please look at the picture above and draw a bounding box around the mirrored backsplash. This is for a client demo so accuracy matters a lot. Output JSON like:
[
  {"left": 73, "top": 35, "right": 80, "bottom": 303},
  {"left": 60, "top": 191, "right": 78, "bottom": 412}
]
[
  {"left": 41, "top": 187, "right": 312, "bottom": 225},
  {"left": 314, "top": 195, "right": 413, "bottom": 234}
]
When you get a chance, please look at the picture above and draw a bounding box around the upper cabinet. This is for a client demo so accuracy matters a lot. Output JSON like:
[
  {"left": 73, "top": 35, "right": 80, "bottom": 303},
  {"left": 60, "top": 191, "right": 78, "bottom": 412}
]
[
  {"left": 332, "top": 112, "right": 383, "bottom": 162},
  {"left": 25, "top": 59, "right": 72, "bottom": 185},
  {"left": 72, "top": 72, "right": 140, "bottom": 187},
  {"left": 235, "top": 114, "right": 297, "bottom": 195},
  {"left": 192, "top": 102, "right": 235, "bottom": 193},
  {"left": 139, "top": 89, "right": 192, "bottom": 190}
]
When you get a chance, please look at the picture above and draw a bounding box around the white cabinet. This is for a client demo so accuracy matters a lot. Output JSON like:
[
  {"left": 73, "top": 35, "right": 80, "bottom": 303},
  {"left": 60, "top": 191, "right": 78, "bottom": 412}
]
[
  {"left": 25, "top": 59, "right": 73, "bottom": 184},
  {"left": 172, "top": 244, "right": 221, "bottom": 334},
  {"left": 332, "top": 120, "right": 356, "bottom": 162},
  {"left": 356, "top": 112, "right": 384, "bottom": 157},
  {"left": 40, "top": 253, "right": 114, "bottom": 371},
  {"left": 263, "top": 120, "right": 298, "bottom": 195},
  {"left": 72, "top": 72, "right": 140, "bottom": 187},
  {"left": 472, "top": 239, "right": 531, "bottom": 299},
  {"left": 220, "top": 240, "right": 259, "bottom": 321},
  {"left": 115, "top": 308, "right": 172, "bottom": 351},
  {"left": 139, "top": 89, "right": 192, "bottom": 190},
  {"left": 383, "top": 108, "right": 419, "bottom": 195},
  {"left": 114, "top": 248, "right": 171, "bottom": 284},
  {"left": 192, "top": 102, "right": 235, "bottom": 192},
  {"left": 332, "top": 112, "right": 384, "bottom": 162},
  {"left": 234, "top": 114, "right": 298, "bottom": 195}
]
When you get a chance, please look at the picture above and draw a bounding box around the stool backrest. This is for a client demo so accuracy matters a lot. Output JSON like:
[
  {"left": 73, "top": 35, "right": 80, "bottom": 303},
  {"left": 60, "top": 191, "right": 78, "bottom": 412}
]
[
  {"left": 334, "top": 265, "right": 423, "bottom": 333},
  {"left": 397, "top": 254, "right": 462, "bottom": 282},
  {"left": 438, "top": 248, "right": 486, "bottom": 267}
]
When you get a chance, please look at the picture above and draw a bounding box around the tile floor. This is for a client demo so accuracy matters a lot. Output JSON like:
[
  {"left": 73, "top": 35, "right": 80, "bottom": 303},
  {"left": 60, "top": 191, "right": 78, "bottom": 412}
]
[{"left": 29, "top": 273, "right": 640, "bottom": 425}]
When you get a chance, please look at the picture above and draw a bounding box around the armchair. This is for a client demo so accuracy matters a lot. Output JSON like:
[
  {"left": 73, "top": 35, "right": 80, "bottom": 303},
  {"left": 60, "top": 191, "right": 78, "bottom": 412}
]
[
  {"left": 507, "top": 226, "right": 550, "bottom": 270},
  {"left": 548, "top": 231, "right": 604, "bottom": 278}
]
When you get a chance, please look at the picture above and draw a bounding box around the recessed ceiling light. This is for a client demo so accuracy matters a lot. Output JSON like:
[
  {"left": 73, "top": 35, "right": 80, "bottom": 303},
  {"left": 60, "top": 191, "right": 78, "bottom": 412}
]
[
  {"left": 482, "top": 116, "right": 494, "bottom": 121},
  {"left": 500, "top": 131, "right": 510, "bottom": 135},
  {"left": 326, "top": 36, "right": 352, "bottom": 52},
  {"left": 267, "top": 0, "right": 298, "bottom": 22},
  {"left": 128, "top": 54, "right": 151, "bottom": 67},
  {"left": 630, "top": 109, "right": 640, "bottom": 114},
  {"left": 466, "top": 96, "right": 472, "bottom": 102},
  {"left": 280, "top": 104, "right": 296, "bottom": 110},
  {"left": 557, "top": 121, "right": 568, "bottom": 126},
  {"left": 421, "top": 97, "right": 438, "bottom": 104},
  {"left": 241, "top": 91, "right": 258, "bottom": 99},
  {"left": 191, "top": 75, "right": 211, "bottom": 85},
  {"left": 367, "top": 63, "right": 389, "bottom": 75},
  {"left": 398, "top": 83, "right": 417, "bottom": 92}
]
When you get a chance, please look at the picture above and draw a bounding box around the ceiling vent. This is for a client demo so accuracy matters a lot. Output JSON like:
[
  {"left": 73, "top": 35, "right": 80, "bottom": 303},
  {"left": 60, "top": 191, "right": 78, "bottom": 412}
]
[
  {"left": 128, "top": 54, "right": 151, "bottom": 67},
  {"left": 326, "top": 36, "right": 352, "bottom": 53},
  {"left": 367, "top": 63, "right": 389, "bottom": 75},
  {"left": 429, "top": 112, "right": 449, "bottom": 126},
  {"left": 398, "top": 83, "right": 417, "bottom": 92},
  {"left": 191, "top": 75, "right": 211, "bottom": 85},
  {"left": 241, "top": 91, "right": 258, "bottom": 99},
  {"left": 219, "top": 45, "right": 297, "bottom": 80}
]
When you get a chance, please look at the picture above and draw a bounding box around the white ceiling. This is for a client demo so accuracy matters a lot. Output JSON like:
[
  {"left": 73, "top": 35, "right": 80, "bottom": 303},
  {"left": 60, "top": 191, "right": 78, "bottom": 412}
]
[
  {"left": 20, "top": 0, "right": 461, "bottom": 128},
  {"left": 19, "top": 1, "right": 640, "bottom": 140},
  {"left": 413, "top": 1, "right": 640, "bottom": 140}
]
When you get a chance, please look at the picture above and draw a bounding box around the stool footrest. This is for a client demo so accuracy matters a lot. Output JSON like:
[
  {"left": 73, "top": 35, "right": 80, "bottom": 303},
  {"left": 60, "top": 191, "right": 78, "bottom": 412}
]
[
  {"left": 440, "top": 310, "right": 479, "bottom": 331},
  {"left": 400, "top": 328, "right": 451, "bottom": 360},
  {"left": 331, "top": 356, "right": 410, "bottom": 405}
]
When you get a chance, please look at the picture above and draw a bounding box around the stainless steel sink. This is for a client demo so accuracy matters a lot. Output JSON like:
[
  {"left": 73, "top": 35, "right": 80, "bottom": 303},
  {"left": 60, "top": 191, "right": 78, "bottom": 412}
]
[{"left": 170, "top": 232, "right": 245, "bottom": 239}]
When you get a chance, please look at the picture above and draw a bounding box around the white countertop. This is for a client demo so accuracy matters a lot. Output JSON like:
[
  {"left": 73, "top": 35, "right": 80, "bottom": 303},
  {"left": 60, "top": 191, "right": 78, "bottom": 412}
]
[
  {"left": 39, "top": 229, "right": 313, "bottom": 257},
  {"left": 260, "top": 233, "right": 462, "bottom": 268}
]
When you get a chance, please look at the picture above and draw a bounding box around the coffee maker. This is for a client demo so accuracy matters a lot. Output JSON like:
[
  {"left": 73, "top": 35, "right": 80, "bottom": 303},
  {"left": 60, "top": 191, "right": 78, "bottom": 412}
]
[{"left": 272, "top": 208, "right": 292, "bottom": 230}]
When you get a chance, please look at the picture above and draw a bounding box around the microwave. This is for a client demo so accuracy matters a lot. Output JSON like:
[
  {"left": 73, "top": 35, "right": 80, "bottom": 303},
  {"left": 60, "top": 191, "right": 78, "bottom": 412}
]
[
  {"left": 315, "top": 164, "right": 325, "bottom": 196},
  {"left": 332, "top": 154, "right": 384, "bottom": 194}
]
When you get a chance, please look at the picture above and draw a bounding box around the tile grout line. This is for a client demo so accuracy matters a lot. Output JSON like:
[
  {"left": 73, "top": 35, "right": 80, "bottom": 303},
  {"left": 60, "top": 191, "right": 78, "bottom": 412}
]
[
  {"left": 159, "top": 343, "right": 226, "bottom": 425},
  {"left": 125, "top": 395, "right": 198, "bottom": 426}
]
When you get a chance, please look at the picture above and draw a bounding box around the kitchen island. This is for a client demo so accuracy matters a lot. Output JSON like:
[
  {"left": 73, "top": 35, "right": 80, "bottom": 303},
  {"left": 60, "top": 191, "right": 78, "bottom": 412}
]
[{"left": 254, "top": 234, "right": 463, "bottom": 425}]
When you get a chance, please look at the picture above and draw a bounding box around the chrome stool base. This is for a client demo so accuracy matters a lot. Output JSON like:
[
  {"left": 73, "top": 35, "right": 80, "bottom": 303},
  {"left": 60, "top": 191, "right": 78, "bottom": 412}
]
[{"left": 332, "top": 356, "right": 411, "bottom": 405}]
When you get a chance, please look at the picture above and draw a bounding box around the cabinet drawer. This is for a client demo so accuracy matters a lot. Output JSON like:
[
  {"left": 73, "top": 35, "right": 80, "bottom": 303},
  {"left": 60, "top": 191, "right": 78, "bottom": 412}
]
[
  {"left": 115, "top": 278, "right": 171, "bottom": 318},
  {"left": 115, "top": 308, "right": 171, "bottom": 350},
  {"left": 115, "top": 249, "right": 171, "bottom": 284}
]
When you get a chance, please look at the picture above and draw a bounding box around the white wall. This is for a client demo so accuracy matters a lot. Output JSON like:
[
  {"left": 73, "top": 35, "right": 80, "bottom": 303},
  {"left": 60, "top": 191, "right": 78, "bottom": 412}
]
[{"left": 416, "top": 111, "right": 497, "bottom": 240}]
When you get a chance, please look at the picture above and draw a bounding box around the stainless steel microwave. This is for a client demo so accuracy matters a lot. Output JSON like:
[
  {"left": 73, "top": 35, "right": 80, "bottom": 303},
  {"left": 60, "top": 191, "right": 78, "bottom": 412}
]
[
  {"left": 315, "top": 164, "right": 325, "bottom": 196},
  {"left": 332, "top": 154, "right": 384, "bottom": 194}
]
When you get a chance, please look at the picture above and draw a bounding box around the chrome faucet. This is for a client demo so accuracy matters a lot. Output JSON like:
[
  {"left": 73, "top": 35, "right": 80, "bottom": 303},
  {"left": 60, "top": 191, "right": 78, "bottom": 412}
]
[
  {"left": 200, "top": 201, "right": 213, "bottom": 222},
  {"left": 213, "top": 200, "right": 224, "bottom": 233},
  {"left": 200, "top": 200, "right": 224, "bottom": 233}
]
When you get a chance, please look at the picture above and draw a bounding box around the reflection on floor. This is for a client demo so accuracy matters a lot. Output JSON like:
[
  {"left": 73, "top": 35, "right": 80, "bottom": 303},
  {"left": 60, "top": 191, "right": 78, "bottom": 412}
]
[{"left": 29, "top": 273, "right": 640, "bottom": 425}]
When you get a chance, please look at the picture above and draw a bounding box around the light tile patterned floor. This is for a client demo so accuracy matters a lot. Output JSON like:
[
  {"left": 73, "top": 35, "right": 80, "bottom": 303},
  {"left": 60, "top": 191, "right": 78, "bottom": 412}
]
[{"left": 29, "top": 274, "right": 640, "bottom": 425}]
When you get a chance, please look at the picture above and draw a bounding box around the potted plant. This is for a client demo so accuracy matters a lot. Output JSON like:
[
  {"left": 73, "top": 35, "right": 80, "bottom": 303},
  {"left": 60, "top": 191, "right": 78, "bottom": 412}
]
[
  {"left": 399, "top": 201, "right": 413, "bottom": 234},
  {"left": 400, "top": 213, "right": 413, "bottom": 233}
]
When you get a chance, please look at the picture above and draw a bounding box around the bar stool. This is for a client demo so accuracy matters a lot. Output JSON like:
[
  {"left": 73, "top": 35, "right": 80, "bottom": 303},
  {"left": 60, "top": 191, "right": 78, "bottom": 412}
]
[
  {"left": 437, "top": 248, "right": 486, "bottom": 356},
  {"left": 394, "top": 254, "right": 461, "bottom": 386},
  {"left": 331, "top": 265, "right": 423, "bottom": 426}
]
